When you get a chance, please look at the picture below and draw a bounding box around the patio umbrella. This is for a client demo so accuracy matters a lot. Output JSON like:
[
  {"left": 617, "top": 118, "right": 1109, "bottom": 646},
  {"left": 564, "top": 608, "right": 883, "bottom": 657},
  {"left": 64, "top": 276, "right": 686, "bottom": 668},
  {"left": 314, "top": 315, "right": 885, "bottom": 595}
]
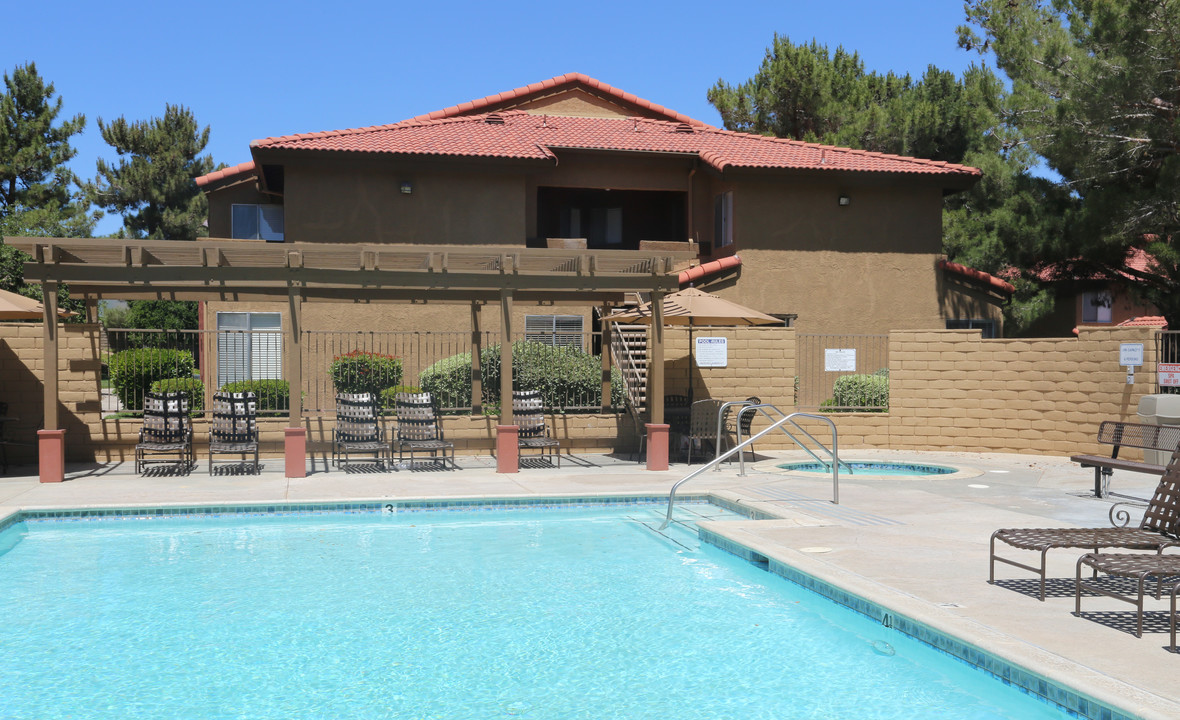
[
  {"left": 605, "top": 287, "right": 782, "bottom": 407},
  {"left": 0, "top": 288, "right": 74, "bottom": 320}
]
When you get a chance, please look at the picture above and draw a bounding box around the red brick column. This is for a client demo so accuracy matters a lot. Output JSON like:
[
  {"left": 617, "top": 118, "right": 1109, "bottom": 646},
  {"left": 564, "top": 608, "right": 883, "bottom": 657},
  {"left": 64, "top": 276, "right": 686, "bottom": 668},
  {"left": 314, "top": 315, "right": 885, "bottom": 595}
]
[
  {"left": 284, "top": 427, "right": 307, "bottom": 478},
  {"left": 37, "top": 429, "right": 65, "bottom": 483},
  {"left": 496, "top": 425, "right": 519, "bottom": 473},
  {"left": 645, "top": 423, "right": 669, "bottom": 471}
]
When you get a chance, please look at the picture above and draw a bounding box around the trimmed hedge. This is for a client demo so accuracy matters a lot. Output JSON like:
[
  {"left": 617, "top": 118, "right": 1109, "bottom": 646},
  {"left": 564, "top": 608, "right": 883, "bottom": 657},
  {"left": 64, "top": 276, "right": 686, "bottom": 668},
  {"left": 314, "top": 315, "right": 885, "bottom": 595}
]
[
  {"left": 421, "top": 341, "right": 624, "bottom": 411},
  {"left": 149, "top": 377, "right": 205, "bottom": 413},
  {"left": 329, "top": 350, "right": 404, "bottom": 396},
  {"left": 109, "top": 347, "right": 195, "bottom": 409},
  {"left": 220, "top": 379, "right": 290, "bottom": 412},
  {"left": 378, "top": 385, "right": 423, "bottom": 410},
  {"left": 827, "top": 371, "right": 889, "bottom": 411}
]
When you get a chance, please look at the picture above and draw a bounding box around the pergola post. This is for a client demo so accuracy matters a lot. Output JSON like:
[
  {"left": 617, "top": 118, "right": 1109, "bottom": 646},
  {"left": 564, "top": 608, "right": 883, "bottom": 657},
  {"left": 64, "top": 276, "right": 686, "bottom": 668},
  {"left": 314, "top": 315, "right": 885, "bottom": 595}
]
[
  {"left": 496, "top": 288, "right": 518, "bottom": 473},
  {"left": 470, "top": 302, "right": 482, "bottom": 414},
  {"left": 600, "top": 305, "right": 612, "bottom": 414},
  {"left": 646, "top": 290, "right": 669, "bottom": 471},
  {"left": 38, "top": 281, "right": 64, "bottom": 483},
  {"left": 284, "top": 285, "right": 306, "bottom": 478}
]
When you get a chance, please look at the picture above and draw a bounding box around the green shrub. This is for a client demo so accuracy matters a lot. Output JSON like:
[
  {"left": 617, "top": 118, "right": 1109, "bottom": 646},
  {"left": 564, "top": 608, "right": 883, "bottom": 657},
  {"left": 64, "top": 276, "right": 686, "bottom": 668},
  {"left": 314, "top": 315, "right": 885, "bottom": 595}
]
[
  {"left": 828, "top": 373, "right": 889, "bottom": 411},
  {"left": 108, "top": 347, "right": 195, "bottom": 409},
  {"left": 220, "top": 379, "right": 290, "bottom": 412},
  {"left": 421, "top": 341, "right": 625, "bottom": 411},
  {"left": 149, "top": 377, "right": 205, "bottom": 413},
  {"left": 378, "top": 385, "right": 424, "bottom": 410},
  {"left": 329, "top": 350, "right": 403, "bottom": 396}
]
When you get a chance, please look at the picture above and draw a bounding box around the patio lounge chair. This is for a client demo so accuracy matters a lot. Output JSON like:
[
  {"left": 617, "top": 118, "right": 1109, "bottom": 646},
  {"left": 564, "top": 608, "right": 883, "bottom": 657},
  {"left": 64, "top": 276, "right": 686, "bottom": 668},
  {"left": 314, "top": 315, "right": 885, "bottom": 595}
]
[
  {"left": 333, "top": 393, "right": 386, "bottom": 469},
  {"left": 687, "top": 399, "right": 725, "bottom": 464},
  {"left": 1074, "top": 550, "right": 1180, "bottom": 642},
  {"left": 208, "top": 391, "right": 259, "bottom": 474},
  {"left": 393, "top": 392, "right": 454, "bottom": 469},
  {"left": 513, "top": 390, "right": 561, "bottom": 467},
  {"left": 135, "top": 391, "right": 194, "bottom": 474},
  {"left": 990, "top": 449, "right": 1180, "bottom": 600}
]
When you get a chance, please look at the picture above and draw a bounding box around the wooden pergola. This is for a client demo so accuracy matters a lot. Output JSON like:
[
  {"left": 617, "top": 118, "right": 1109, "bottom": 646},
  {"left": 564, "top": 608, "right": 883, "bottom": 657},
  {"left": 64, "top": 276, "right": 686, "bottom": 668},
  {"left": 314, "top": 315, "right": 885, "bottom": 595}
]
[{"left": 5, "top": 237, "right": 693, "bottom": 481}]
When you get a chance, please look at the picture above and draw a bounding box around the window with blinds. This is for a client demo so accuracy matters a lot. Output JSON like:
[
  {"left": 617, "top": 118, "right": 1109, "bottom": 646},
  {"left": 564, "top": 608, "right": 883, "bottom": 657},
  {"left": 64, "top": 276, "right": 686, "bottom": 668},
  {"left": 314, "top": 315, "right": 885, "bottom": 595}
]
[
  {"left": 525, "top": 315, "right": 584, "bottom": 349},
  {"left": 217, "top": 312, "right": 282, "bottom": 386}
]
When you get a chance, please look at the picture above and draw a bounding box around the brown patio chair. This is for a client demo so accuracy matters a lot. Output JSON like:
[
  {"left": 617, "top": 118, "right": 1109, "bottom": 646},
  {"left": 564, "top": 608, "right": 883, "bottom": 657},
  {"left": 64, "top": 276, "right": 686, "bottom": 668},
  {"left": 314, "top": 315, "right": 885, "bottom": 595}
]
[
  {"left": 1074, "top": 550, "right": 1180, "bottom": 642},
  {"left": 686, "top": 399, "right": 725, "bottom": 464},
  {"left": 208, "top": 391, "right": 259, "bottom": 474},
  {"left": 393, "top": 392, "right": 454, "bottom": 469},
  {"left": 333, "top": 393, "right": 386, "bottom": 469},
  {"left": 990, "top": 449, "right": 1180, "bottom": 600},
  {"left": 135, "top": 391, "right": 194, "bottom": 474},
  {"left": 513, "top": 390, "right": 561, "bottom": 467}
]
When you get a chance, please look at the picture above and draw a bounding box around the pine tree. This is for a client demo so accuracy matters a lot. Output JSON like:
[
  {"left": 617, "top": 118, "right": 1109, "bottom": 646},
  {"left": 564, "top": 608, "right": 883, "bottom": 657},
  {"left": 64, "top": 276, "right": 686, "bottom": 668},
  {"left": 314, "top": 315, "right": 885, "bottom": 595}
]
[
  {"left": 0, "top": 62, "right": 93, "bottom": 318},
  {"left": 0, "top": 62, "right": 94, "bottom": 238},
  {"left": 88, "top": 104, "right": 215, "bottom": 240},
  {"left": 961, "top": 0, "right": 1180, "bottom": 329}
]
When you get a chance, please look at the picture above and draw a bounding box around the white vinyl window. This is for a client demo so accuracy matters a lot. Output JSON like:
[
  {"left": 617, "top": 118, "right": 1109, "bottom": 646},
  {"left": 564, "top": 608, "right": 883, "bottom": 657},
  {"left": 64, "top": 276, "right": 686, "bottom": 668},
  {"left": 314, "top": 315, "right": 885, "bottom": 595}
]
[
  {"left": 232, "top": 204, "right": 285, "bottom": 242},
  {"left": 525, "top": 315, "right": 584, "bottom": 349},
  {"left": 217, "top": 312, "right": 282, "bottom": 386},
  {"left": 1082, "top": 290, "right": 1113, "bottom": 323},
  {"left": 714, "top": 191, "right": 733, "bottom": 249}
]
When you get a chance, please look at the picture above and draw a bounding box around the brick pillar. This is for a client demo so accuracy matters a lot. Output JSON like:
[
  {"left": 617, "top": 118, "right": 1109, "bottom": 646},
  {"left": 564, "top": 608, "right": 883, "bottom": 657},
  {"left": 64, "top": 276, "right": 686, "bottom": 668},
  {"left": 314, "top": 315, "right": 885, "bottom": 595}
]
[
  {"left": 496, "top": 425, "right": 519, "bottom": 473},
  {"left": 37, "top": 429, "right": 65, "bottom": 483},
  {"left": 284, "top": 427, "right": 306, "bottom": 478},
  {"left": 646, "top": 423, "right": 669, "bottom": 471}
]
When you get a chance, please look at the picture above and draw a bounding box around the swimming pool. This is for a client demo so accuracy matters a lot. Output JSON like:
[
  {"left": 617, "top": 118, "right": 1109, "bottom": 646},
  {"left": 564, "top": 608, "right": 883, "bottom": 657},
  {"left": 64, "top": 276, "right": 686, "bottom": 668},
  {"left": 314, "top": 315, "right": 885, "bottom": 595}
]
[{"left": 0, "top": 500, "right": 1087, "bottom": 719}]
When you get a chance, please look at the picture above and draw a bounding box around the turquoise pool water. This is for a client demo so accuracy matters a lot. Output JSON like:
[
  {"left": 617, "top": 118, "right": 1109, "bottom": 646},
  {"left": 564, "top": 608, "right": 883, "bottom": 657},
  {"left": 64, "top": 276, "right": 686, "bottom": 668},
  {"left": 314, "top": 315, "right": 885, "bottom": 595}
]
[
  {"left": 0, "top": 502, "right": 1070, "bottom": 719},
  {"left": 779, "top": 461, "right": 958, "bottom": 476}
]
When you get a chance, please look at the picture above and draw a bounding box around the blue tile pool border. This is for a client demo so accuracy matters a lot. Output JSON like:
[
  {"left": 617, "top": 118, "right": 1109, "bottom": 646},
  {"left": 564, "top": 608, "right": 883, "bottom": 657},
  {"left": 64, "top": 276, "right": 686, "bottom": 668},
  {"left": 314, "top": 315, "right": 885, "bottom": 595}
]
[
  {"left": 3, "top": 494, "right": 727, "bottom": 527},
  {"left": 699, "top": 526, "right": 1136, "bottom": 720}
]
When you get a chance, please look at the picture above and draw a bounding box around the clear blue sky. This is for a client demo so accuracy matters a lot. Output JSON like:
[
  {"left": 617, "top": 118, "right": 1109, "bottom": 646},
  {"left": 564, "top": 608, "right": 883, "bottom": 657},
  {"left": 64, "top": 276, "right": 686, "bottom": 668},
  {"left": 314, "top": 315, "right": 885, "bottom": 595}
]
[{"left": 7, "top": 1, "right": 988, "bottom": 235}]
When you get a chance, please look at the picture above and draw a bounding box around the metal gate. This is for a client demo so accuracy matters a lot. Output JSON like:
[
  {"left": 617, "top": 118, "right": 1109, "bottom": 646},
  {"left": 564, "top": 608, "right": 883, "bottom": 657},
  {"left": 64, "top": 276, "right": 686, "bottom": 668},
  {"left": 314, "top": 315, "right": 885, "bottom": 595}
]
[
  {"left": 1156, "top": 330, "right": 1180, "bottom": 394},
  {"left": 796, "top": 334, "right": 890, "bottom": 410}
]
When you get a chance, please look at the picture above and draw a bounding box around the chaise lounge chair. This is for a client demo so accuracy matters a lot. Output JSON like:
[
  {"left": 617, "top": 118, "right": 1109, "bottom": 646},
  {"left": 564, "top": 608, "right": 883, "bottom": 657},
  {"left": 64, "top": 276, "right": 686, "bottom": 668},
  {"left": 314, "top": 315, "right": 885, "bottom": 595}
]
[
  {"left": 135, "top": 391, "right": 195, "bottom": 474},
  {"left": 208, "top": 391, "right": 259, "bottom": 474},
  {"left": 393, "top": 392, "right": 454, "bottom": 469},
  {"left": 333, "top": 393, "right": 387, "bottom": 469},
  {"left": 513, "top": 390, "right": 561, "bottom": 467},
  {"left": 989, "top": 449, "right": 1180, "bottom": 600},
  {"left": 1074, "top": 549, "right": 1180, "bottom": 644}
]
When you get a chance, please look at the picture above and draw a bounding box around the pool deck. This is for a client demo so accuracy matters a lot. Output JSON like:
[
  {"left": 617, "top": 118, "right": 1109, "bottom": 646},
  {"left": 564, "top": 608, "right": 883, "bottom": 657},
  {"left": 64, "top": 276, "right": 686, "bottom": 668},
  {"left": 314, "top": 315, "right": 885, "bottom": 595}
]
[{"left": 1, "top": 449, "right": 1177, "bottom": 719}]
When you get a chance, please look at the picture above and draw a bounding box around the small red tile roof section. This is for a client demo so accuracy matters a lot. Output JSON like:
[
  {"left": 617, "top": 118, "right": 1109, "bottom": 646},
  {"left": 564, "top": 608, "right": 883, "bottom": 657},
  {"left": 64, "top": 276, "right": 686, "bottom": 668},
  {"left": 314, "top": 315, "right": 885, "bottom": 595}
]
[
  {"left": 938, "top": 259, "right": 1015, "bottom": 294},
  {"left": 1117, "top": 315, "right": 1168, "bottom": 328},
  {"left": 1027, "top": 247, "right": 1157, "bottom": 283},
  {"left": 194, "top": 161, "right": 257, "bottom": 188},
  {"left": 679, "top": 255, "right": 741, "bottom": 286},
  {"left": 248, "top": 110, "right": 981, "bottom": 178},
  {"left": 407, "top": 72, "right": 709, "bottom": 127}
]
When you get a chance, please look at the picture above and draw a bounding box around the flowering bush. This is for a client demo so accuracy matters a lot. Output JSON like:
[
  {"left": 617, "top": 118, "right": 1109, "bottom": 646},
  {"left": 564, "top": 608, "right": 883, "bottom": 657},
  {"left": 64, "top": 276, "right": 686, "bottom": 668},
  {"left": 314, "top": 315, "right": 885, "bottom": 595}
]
[{"left": 329, "top": 350, "right": 403, "bottom": 396}]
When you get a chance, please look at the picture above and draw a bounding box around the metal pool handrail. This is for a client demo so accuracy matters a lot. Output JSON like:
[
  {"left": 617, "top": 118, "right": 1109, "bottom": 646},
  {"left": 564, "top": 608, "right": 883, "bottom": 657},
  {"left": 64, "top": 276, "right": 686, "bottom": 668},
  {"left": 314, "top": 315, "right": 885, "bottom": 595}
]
[
  {"left": 660, "top": 411, "right": 840, "bottom": 530},
  {"left": 733, "top": 404, "right": 853, "bottom": 479}
]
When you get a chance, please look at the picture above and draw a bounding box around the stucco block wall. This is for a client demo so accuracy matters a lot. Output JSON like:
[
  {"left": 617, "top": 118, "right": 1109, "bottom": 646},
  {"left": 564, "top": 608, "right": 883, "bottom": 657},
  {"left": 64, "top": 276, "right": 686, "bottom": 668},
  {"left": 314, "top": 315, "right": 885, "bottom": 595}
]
[{"left": 1, "top": 321, "right": 1168, "bottom": 469}]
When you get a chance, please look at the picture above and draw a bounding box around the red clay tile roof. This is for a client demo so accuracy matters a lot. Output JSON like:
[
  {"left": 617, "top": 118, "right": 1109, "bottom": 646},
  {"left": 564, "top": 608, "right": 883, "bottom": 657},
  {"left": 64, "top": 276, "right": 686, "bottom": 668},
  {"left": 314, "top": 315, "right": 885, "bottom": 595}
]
[
  {"left": 250, "top": 111, "right": 981, "bottom": 178},
  {"left": 938, "top": 259, "right": 1016, "bottom": 294},
  {"left": 1116, "top": 315, "right": 1167, "bottom": 328},
  {"left": 194, "top": 161, "right": 256, "bottom": 188},
  {"left": 679, "top": 255, "right": 742, "bottom": 286},
  {"left": 407, "top": 72, "right": 708, "bottom": 127}
]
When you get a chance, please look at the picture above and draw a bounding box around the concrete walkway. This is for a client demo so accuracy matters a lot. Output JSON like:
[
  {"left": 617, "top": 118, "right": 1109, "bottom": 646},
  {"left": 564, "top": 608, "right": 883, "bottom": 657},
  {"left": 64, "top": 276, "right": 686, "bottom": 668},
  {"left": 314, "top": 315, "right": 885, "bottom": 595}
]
[{"left": 1, "top": 449, "right": 1176, "bottom": 718}]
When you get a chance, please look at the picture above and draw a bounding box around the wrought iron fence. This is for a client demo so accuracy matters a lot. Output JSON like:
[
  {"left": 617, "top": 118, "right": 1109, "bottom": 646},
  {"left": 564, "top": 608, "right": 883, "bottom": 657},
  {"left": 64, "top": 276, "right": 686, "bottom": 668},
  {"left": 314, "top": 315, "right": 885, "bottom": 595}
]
[
  {"left": 795, "top": 334, "right": 890, "bottom": 411},
  {"left": 1156, "top": 330, "right": 1180, "bottom": 395},
  {"left": 102, "top": 327, "right": 625, "bottom": 416}
]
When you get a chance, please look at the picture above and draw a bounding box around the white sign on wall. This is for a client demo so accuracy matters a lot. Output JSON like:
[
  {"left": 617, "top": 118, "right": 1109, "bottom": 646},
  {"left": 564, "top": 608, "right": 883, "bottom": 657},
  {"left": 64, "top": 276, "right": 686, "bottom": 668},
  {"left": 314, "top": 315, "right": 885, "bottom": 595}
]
[
  {"left": 825, "top": 348, "right": 857, "bottom": 372},
  {"left": 1120, "top": 343, "right": 1144, "bottom": 367},
  {"left": 695, "top": 337, "right": 728, "bottom": 367}
]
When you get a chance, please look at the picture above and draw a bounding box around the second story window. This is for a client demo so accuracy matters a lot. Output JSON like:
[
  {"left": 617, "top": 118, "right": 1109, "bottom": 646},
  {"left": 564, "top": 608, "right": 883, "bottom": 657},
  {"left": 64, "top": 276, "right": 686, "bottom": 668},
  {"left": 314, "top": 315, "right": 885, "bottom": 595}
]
[
  {"left": 1082, "top": 290, "right": 1112, "bottom": 323},
  {"left": 232, "top": 204, "right": 285, "bottom": 242},
  {"left": 714, "top": 191, "right": 733, "bottom": 249}
]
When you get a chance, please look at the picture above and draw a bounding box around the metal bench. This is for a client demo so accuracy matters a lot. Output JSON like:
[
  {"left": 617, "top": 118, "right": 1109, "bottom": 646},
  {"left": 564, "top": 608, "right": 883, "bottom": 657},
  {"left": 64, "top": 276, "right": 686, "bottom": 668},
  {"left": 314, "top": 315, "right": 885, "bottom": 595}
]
[{"left": 1071, "top": 420, "right": 1180, "bottom": 498}]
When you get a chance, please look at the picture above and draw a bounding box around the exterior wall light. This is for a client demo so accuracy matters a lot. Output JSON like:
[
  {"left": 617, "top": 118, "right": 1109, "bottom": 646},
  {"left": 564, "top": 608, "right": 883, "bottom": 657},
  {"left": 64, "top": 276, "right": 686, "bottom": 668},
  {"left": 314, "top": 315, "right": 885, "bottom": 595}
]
[
  {"left": 400, "top": 181, "right": 413, "bottom": 195},
  {"left": 838, "top": 195, "right": 850, "bottom": 206}
]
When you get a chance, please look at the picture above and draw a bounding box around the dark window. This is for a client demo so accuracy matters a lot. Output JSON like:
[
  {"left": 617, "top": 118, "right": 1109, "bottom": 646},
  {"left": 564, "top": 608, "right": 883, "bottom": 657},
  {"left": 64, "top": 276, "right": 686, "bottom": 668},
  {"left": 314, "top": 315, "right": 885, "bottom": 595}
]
[{"left": 946, "top": 319, "right": 998, "bottom": 338}]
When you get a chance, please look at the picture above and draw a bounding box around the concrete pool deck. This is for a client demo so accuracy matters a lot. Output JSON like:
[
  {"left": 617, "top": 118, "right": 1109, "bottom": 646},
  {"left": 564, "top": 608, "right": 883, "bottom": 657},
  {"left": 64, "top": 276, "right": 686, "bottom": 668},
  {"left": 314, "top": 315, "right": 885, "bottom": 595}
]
[{"left": 0, "top": 449, "right": 1176, "bottom": 719}]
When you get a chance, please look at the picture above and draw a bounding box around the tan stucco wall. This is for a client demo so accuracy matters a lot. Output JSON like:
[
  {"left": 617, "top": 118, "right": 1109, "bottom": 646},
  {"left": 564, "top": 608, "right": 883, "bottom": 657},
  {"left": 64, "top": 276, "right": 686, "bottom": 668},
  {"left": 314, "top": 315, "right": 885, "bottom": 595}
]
[{"left": 0, "top": 322, "right": 1167, "bottom": 468}]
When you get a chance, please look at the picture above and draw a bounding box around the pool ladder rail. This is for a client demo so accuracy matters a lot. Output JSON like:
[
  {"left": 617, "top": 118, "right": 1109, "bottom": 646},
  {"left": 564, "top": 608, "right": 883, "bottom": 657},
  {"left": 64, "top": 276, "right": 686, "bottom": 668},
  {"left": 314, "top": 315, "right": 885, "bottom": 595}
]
[{"left": 660, "top": 403, "right": 845, "bottom": 531}]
